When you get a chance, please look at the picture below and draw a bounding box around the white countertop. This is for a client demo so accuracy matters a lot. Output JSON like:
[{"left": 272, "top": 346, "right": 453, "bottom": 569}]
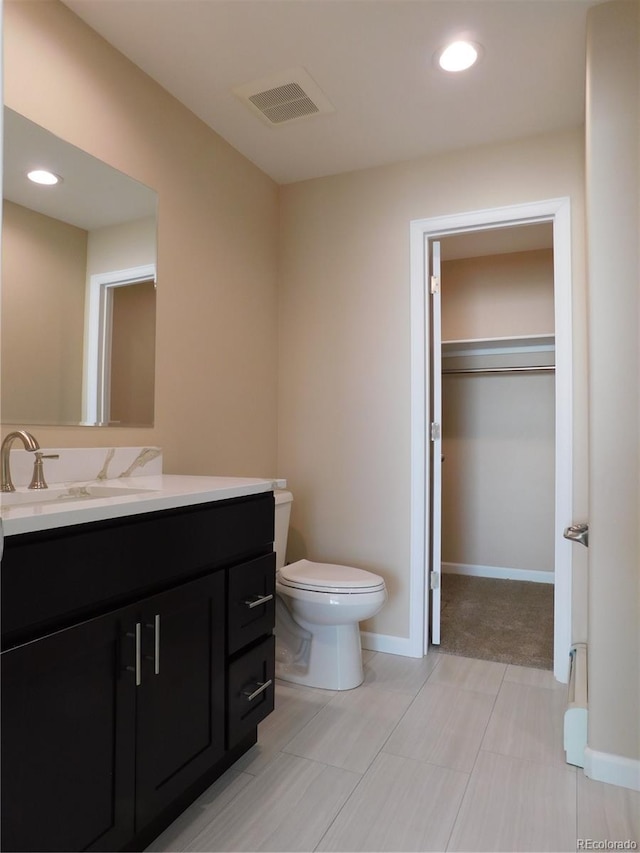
[{"left": 0, "top": 475, "right": 277, "bottom": 537}]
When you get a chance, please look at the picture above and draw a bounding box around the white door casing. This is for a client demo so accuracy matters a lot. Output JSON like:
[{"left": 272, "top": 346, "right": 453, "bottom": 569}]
[{"left": 409, "top": 198, "right": 573, "bottom": 682}]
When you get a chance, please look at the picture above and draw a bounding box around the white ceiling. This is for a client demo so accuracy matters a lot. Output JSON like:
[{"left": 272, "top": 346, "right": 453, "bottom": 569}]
[
  {"left": 61, "top": 0, "right": 596, "bottom": 186},
  {"left": 4, "top": 108, "right": 157, "bottom": 230}
]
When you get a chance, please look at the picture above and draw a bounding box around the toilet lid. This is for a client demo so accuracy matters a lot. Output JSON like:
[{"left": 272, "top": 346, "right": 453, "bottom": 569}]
[{"left": 279, "top": 559, "right": 385, "bottom": 592}]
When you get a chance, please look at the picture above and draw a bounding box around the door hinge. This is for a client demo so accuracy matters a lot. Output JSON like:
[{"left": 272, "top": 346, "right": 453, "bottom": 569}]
[
  {"left": 430, "top": 422, "right": 441, "bottom": 441},
  {"left": 430, "top": 572, "right": 440, "bottom": 590},
  {"left": 430, "top": 275, "right": 440, "bottom": 294}
]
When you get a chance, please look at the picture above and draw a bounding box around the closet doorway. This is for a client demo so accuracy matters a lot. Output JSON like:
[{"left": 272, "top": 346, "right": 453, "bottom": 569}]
[{"left": 409, "top": 199, "right": 573, "bottom": 682}]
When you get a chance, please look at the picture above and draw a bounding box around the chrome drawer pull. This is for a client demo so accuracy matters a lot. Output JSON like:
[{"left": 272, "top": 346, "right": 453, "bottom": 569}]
[
  {"left": 244, "top": 593, "right": 274, "bottom": 609},
  {"left": 243, "top": 679, "right": 273, "bottom": 702}
]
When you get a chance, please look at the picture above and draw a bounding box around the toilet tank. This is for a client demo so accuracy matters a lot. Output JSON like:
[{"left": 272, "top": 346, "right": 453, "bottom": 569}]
[{"left": 274, "top": 489, "right": 293, "bottom": 571}]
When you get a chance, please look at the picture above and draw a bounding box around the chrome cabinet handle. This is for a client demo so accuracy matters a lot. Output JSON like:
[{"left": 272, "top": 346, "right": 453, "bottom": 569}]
[
  {"left": 126, "top": 623, "right": 142, "bottom": 686},
  {"left": 243, "top": 679, "right": 273, "bottom": 702},
  {"left": 144, "top": 615, "right": 160, "bottom": 675},
  {"left": 244, "top": 593, "right": 274, "bottom": 610}
]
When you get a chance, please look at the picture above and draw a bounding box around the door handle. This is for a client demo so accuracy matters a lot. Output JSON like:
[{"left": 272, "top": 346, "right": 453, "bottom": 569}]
[{"left": 564, "top": 523, "right": 589, "bottom": 547}]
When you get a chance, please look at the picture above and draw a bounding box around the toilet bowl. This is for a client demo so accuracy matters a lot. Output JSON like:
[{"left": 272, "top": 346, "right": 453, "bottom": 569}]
[{"left": 273, "top": 490, "right": 387, "bottom": 690}]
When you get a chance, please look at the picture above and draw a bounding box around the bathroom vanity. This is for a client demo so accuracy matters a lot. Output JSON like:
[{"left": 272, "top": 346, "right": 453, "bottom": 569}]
[{"left": 1, "top": 469, "right": 277, "bottom": 852}]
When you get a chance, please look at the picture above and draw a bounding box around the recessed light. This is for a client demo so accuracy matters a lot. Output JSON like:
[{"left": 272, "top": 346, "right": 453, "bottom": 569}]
[
  {"left": 27, "top": 169, "right": 62, "bottom": 185},
  {"left": 438, "top": 41, "right": 480, "bottom": 73}
]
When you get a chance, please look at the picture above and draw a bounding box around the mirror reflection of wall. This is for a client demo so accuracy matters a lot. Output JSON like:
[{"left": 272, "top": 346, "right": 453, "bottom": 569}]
[
  {"left": 2, "top": 200, "right": 86, "bottom": 423},
  {"left": 1, "top": 108, "right": 158, "bottom": 427},
  {"left": 110, "top": 281, "right": 156, "bottom": 425}
]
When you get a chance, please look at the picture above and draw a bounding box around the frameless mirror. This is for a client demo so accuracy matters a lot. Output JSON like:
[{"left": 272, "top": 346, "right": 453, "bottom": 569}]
[{"left": 2, "top": 108, "right": 158, "bottom": 426}]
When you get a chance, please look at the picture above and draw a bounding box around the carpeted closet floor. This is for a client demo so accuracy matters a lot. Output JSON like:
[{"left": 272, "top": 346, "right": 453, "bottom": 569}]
[{"left": 438, "top": 574, "right": 554, "bottom": 670}]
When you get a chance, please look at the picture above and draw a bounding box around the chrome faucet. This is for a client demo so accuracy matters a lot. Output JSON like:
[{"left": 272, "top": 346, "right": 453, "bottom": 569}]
[{"left": 1, "top": 430, "right": 40, "bottom": 492}]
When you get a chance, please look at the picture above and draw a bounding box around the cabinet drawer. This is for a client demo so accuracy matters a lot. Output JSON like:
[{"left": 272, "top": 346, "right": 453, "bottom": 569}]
[
  {"left": 227, "top": 636, "right": 275, "bottom": 749},
  {"left": 228, "top": 554, "right": 275, "bottom": 654},
  {"left": 2, "top": 492, "right": 274, "bottom": 648}
]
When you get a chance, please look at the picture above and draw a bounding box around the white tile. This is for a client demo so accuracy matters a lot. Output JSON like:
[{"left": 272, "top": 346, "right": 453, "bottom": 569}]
[
  {"left": 145, "top": 767, "right": 253, "bottom": 851},
  {"left": 233, "top": 679, "right": 336, "bottom": 775},
  {"left": 363, "top": 649, "right": 440, "bottom": 694},
  {"left": 283, "top": 684, "right": 413, "bottom": 774},
  {"left": 182, "top": 752, "right": 359, "bottom": 852},
  {"left": 430, "top": 653, "right": 506, "bottom": 695},
  {"left": 505, "top": 664, "right": 564, "bottom": 690},
  {"left": 481, "top": 679, "right": 570, "bottom": 769},
  {"left": 317, "top": 751, "right": 468, "bottom": 852},
  {"left": 447, "top": 750, "right": 577, "bottom": 852},
  {"left": 384, "top": 681, "right": 495, "bottom": 772},
  {"left": 577, "top": 772, "right": 640, "bottom": 845}
]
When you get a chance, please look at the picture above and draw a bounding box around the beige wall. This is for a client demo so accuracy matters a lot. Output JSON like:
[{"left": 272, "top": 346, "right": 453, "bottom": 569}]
[
  {"left": 86, "top": 216, "right": 156, "bottom": 278},
  {"left": 110, "top": 281, "right": 156, "bottom": 426},
  {"left": 441, "top": 249, "right": 555, "bottom": 341},
  {"left": 2, "top": 200, "right": 87, "bottom": 424},
  {"left": 585, "top": 0, "right": 639, "bottom": 767},
  {"left": 279, "top": 129, "right": 587, "bottom": 639},
  {"left": 441, "top": 250, "right": 555, "bottom": 574},
  {"left": 442, "top": 373, "right": 555, "bottom": 573},
  {"left": 3, "top": 0, "right": 279, "bottom": 477}
]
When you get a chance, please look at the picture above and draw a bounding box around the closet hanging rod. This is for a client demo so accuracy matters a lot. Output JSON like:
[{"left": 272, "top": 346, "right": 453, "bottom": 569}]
[{"left": 443, "top": 365, "right": 555, "bottom": 375}]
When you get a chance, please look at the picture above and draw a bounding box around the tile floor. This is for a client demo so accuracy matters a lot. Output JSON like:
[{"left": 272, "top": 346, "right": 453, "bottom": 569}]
[{"left": 148, "top": 650, "right": 640, "bottom": 852}]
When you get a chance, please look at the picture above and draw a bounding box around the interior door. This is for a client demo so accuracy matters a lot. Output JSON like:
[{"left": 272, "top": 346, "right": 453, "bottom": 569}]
[{"left": 429, "top": 239, "right": 442, "bottom": 645}]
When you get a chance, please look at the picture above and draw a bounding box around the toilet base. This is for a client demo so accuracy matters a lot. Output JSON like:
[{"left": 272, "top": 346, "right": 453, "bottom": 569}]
[{"left": 275, "top": 620, "right": 365, "bottom": 691}]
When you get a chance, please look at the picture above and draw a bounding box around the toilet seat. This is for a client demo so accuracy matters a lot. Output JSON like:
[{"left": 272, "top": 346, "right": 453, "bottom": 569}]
[{"left": 278, "top": 559, "right": 385, "bottom": 594}]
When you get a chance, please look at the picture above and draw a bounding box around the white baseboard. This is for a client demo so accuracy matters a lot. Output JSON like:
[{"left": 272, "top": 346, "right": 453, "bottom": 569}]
[
  {"left": 360, "top": 631, "right": 420, "bottom": 658},
  {"left": 583, "top": 746, "right": 640, "bottom": 792},
  {"left": 443, "top": 561, "right": 555, "bottom": 585}
]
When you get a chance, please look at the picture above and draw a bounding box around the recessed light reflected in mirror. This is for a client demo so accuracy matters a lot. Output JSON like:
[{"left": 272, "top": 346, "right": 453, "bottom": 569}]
[
  {"left": 27, "top": 169, "right": 62, "bottom": 186},
  {"left": 438, "top": 41, "right": 480, "bottom": 73}
]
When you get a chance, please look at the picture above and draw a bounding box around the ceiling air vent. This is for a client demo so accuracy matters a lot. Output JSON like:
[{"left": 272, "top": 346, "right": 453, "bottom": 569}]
[{"left": 233, "top": 68, "right": 335, "bottom": 126}]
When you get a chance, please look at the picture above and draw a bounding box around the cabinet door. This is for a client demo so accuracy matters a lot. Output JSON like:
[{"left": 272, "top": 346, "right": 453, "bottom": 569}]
[
  {"left": 134, "top": 570, "right": 225, "bottom": 830},
  {"left": 1, "top": 609, "right": 137, "bottom": 852}
]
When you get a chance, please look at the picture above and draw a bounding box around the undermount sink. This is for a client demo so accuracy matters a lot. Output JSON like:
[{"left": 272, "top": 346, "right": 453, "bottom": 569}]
[{"left": 1, "top": 484, "right": 156, "bottom": 508}]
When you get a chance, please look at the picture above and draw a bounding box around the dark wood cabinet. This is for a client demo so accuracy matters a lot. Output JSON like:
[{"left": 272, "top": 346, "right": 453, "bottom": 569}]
[{"left": 1, "top": 492, "right": 275, "bottom": 852}]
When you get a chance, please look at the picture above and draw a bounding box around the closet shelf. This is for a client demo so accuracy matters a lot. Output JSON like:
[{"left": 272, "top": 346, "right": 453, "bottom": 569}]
[
  {"left": 443, "top": 364, "right": 555, "bottom": 375},
  {"left": 442, "top": 334, "right": 555, "bottom": 358}
]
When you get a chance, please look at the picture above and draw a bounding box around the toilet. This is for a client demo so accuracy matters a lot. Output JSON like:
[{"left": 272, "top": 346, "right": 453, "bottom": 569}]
[{"left": 273, "top": 489, "right": 387, "bottom": 690}]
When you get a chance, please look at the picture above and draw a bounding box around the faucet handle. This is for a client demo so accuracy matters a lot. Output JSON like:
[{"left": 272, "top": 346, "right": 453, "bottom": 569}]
[{"left": 28, "top": 452, "right": 60, "bottom": 490}]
